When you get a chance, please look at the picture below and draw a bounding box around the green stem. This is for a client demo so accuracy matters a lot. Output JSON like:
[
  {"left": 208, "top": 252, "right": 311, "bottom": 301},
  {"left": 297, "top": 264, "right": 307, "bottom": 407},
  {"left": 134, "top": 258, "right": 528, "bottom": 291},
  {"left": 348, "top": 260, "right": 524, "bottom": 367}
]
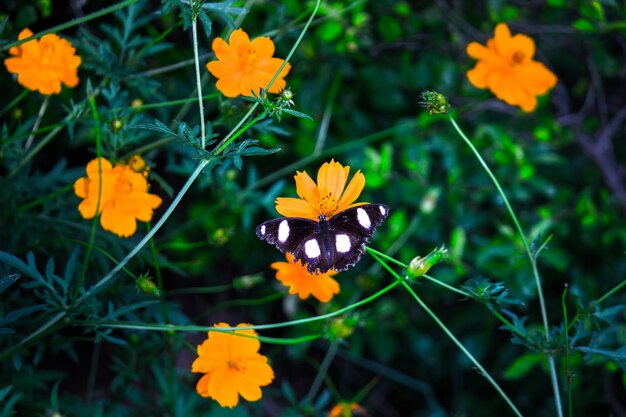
[
  {"left": 25, "top": 95, "right": 50, "bottom": 150},
  {"left": 370, "top": 251, "right": 524, "bottom": 417},
  {"left": 75, "top": 280, "right": 402, "bottom": 333},
  {"left": 191, "top": 13, "right": 207, "bottom": 149},
  {"left": 365, "top": 246, "right": 407, "bottom": 268},
  {"left": 0, "top": 89, "right": 29, "bottom": 118},
  {"left": 562, "top": 286, "right": 573, "bottom": 417},
  {"left": 17, "top": 184, "right": 73, "bottom": 212},
  {"left": 303, "top": 341, "right": 339, "bottom": 405},
  {"left": 1, "top": 0, "right": 140, "bottom": 51},
  {"left": 77, "top": 94, "right": 104, "bottom": 298},
  {"left": 447, "top": 113, "right": 562, "bottom": 417},
  {"left": 146, "top": 222, "right": 167, "bottom": 320}
]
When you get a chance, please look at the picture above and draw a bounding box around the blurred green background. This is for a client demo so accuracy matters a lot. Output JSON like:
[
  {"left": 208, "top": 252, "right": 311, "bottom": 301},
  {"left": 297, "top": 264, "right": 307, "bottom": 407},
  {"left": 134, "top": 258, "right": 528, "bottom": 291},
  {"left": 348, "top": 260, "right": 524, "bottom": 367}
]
[{"left": 0, "top": 0, "right": 625, "bottom": 416}]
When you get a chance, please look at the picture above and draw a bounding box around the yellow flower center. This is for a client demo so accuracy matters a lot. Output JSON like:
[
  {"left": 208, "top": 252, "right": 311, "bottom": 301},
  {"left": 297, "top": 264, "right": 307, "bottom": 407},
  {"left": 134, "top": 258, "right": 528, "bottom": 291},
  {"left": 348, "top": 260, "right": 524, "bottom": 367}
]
[
  {"left": 39, "top": 42, "right": 57, "bottom": 66},
  {"left": 512, "top": 51, "right": 525, "bottom": 65},
  {"left": 228, "top": 359, "right": 245, "bottom": 371},
  {"left": 244, "top": 48, "right": 259, "bottom": 71},
  {"left": 318, "top": 193, "right": 338, "bottom": 217},
  {"left": 118, "top": 177, "right": 134, "bottom": 195}
]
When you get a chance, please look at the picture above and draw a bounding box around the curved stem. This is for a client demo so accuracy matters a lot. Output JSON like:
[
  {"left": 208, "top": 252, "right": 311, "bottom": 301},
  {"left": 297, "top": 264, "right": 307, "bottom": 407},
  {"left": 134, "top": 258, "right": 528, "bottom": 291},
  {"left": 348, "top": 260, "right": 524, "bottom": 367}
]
[
  {"left": 447, "top": 114, "right": 562, "bottom": 417},
  {"left": 370, "top": 251, "right": 524, "bottom": 417}
]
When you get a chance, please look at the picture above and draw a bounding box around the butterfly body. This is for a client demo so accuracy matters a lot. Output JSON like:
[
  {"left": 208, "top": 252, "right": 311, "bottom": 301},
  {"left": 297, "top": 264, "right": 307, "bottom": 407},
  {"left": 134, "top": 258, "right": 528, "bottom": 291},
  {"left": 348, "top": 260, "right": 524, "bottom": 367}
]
[{"left": 256, "top": 204, "right": 390, "bottom": 273}]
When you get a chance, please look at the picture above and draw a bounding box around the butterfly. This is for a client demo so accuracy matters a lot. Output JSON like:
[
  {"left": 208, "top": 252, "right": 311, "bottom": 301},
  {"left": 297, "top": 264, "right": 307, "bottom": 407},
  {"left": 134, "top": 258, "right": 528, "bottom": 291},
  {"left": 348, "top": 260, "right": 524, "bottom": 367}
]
[{"left": 256, "top": 204, "right": 390, "bottom": 274}]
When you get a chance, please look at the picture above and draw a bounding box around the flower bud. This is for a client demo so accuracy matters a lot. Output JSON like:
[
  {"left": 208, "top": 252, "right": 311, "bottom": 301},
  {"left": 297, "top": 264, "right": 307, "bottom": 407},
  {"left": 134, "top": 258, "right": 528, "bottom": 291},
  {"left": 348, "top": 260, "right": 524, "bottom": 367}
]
[
  {"left": 327, "top": 316, "right": 359, "bottom": 341},
  {"left": 233, "top": 273, "right": 263, "bottom": 290},
  {"left": 110, "top": 118, "right": 124, "bottom": 132},
  {"left": 405, "top": 245, "right": 448, "bottom": 280},
  {"left": 136, "top": 274, "right": 160, "bottom": 296},
  {"left": 419, "top": 91, "right": 449, "bottom": 115}
]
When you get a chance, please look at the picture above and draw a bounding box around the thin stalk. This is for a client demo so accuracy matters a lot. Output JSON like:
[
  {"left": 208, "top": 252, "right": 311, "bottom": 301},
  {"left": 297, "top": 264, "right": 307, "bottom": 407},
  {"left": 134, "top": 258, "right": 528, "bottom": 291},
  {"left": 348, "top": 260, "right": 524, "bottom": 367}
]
[
  {"left": 447, "top": 114, "right": 562, "bottom": 417},
  {"left": 77, "top": 280, "right": 403, "bottom": 333},
  {"left": 313, "top": 73, "right": 342, "bottom": 155},
  {"left": 25, "top": 95, "right": 50, "bottom": 149},
  {"left": 146, "top": 222, "right": 167, "bottom": 321},
  {"left": 191, "top": 14, "right": 206, "bottom": 149},
  {"left": 0, "top": 89, "right": 29, "bottom": 117},
  {"left": 77, "top": 94, "right": 104, "bottom": 298},
  {"left": 1, "top": 0, "right": 140, "bottom": 51},
  {"left": 370, "top": 252, "right": 524, "bottom": 417},
  {"left": 17, "top": 184, "right": 73, "bottom": 212},
  {"left": 303, "top": 341, "right": 339, "bottom": 405},
  {"left": 562, "top": 286, "right": 573, "bottom": 417}
]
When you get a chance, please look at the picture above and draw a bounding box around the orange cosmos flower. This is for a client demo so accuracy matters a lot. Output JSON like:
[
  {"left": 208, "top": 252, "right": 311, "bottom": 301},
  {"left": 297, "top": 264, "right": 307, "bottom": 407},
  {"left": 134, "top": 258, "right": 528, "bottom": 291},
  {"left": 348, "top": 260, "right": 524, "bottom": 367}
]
[
  {"left": 4, "top": 28, "right": 81, "bottom": 95},
  {"left": 73, "top": 157, "right": 162, "bottom": 238},
  {"left": 328, "top": 402, "right": 369, "bottom": 417},
  {"left": 275, "top": 159, "right": 366, "bottom": 221},
  {"left": 206, "top": 28, "right": 291, "bottom": 98},
  {"left": 466, "top": 23, "right": 557, "bottom": 112},
  {"left": 271, "top": 253, "right": 340, "bottom": 302},
  {"left": 192, "top": 323, "right": 275, "bottom": 408}
]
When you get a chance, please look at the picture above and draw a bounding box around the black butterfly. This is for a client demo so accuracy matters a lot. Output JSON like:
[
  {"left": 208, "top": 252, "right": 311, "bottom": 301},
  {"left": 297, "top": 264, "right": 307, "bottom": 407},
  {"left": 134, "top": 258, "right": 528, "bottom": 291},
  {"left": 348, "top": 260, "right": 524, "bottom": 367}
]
[{"left": 256, "top": 204, "right": 390, "bottom": 274}]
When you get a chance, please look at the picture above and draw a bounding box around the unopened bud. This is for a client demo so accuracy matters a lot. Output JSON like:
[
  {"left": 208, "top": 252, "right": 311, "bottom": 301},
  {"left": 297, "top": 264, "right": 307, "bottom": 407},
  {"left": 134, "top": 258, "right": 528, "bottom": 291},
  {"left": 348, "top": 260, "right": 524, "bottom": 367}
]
[
  {"left": 419, "top": 91, "right": 449, "bottom": 115},
  {"left": 136, "top": 274, "right": 160, "bottom": 296},
  {"left": 327, "top": 316, "right": 359, "bottom": 341},
  {"left": 233, "top": 274, "right": 263, "bottom": 290},
  {"left": 110, "top": 118, "right": 124, "bottom": 132},
  {"left": 406, "top": 245, "right": 448, "bottom": 280}
]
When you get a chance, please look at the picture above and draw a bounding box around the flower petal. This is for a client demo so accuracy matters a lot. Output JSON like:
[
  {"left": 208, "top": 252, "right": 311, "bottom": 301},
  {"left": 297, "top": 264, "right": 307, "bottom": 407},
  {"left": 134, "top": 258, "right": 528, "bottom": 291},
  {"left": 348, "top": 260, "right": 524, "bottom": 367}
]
[
  {"left": 208, "top": 367, "right": 240, "bottom": 408},
  {"left": 275, "top": 197, "right": 319, "bottom": 220},
  {"left": 195, "top": 373, "right": 213, "bottom": 397},
  {"left": 336, "top": 169, "right": 365, "bottom": 212},
  {"left": 317, "top": 160, "right": 349, "bottom": 201},
  {"left": 100, "top": 206, "right": 137, "bottom": 238}
]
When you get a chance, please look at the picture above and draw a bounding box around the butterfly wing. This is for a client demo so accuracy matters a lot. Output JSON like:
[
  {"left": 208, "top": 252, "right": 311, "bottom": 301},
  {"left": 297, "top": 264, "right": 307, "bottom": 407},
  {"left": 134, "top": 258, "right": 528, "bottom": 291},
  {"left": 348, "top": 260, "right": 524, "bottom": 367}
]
[
  {"left": 328, "top": 204, "right": 390, "bottom": 237},
  {"left": 256, "top": 217, "right": 319, "bottom": 254},
  {"left": 292, "top": 204, "right": 391, "bottom": 274},
  {"left": 291, "top": 230, "right": 368, "bottom": 274}
]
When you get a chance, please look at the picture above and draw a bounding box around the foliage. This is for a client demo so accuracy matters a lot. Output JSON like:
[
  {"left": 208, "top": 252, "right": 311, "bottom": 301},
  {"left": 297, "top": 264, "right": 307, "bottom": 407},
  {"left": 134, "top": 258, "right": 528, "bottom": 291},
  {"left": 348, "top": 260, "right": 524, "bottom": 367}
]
[{"left": 0, "top": 0, "right": 625, "bottom": 416}]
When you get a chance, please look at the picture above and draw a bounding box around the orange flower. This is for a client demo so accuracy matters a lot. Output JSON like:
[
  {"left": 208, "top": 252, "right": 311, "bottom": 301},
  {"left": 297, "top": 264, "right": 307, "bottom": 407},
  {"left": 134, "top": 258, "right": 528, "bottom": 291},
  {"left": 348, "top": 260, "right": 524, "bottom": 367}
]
[
  {"left": 4, "top": 28, "right": 81, "bottom": 95},
  {"left": 271, "top": 253, "right": 340, "bottom": 302},
  {"left": 466, "top": 23, "right": 557, "bottom": 112},
  {"left": 275, "top": 159, "right": 366, "bottom": 221},
  {"left": 206, "top": 28, "right": 291, "bottom": 98},
  {"left": 73, "top": 157, "right": 162, "bottom": 238},
  {"left": 329, "top": 402, "right": 369, "bottom": 417},
  {"left": 191, "top": 323, "right": 275, "bottom": 408}
]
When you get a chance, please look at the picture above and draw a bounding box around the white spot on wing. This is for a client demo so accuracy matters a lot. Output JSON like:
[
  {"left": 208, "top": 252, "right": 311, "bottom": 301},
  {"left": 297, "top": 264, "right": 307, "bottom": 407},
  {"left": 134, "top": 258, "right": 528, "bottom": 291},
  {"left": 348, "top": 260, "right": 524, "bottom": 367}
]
[
  {"left": 379, "top": 205, "right": 387, "bottom": 216},
  {"left": 305, "top": 239, "right": 321, "bottom": 258},
  {"left": 336, "top": 234, "right": 351, "bottom": 253},
  {"left": 260, "top": 225, "right": 266, "bottom": 235},
  {"left": 357, "top": 207, "right": 371, "bottom": 229},
  {"left": 278, "top": 220, "right": 289, "bottom": 242}
]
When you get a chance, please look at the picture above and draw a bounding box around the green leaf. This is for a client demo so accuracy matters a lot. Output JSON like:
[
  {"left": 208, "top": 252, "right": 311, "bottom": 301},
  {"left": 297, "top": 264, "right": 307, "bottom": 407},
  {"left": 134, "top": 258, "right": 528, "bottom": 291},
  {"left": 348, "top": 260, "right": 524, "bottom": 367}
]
[
  {"left": 0, "top": 304, "right": 46, "bottom": 328},
  {"left": 502, "top": 352, "right": 544, "bottom": 379},
  {"left": 0, "top": 274, "right": 20, "bottom": 294}
]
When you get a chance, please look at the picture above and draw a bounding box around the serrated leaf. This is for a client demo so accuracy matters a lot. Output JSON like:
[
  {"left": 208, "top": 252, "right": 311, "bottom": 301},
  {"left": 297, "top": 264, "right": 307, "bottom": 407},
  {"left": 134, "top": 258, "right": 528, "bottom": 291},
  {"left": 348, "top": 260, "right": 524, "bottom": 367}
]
[
  {"left": 280, "top": 108, "right": 313, "bottom": 120},
  {"left": 575, "top": 346, "right": 626, "bottom": 367},
  {"left": 0, "top": 274, "right": 20, "bottom": 294},
  {"left": 0, "top": 251, "right": 45, "bottom": 283},
  {"left": 0, "top": 304, "right": 46, "bottom": 328},
  {"left": 198, "top": 12, "right": 212, "bottom": 38},
  {"left": 105, "top": 300, "right": 159, "bottom": 320}
]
